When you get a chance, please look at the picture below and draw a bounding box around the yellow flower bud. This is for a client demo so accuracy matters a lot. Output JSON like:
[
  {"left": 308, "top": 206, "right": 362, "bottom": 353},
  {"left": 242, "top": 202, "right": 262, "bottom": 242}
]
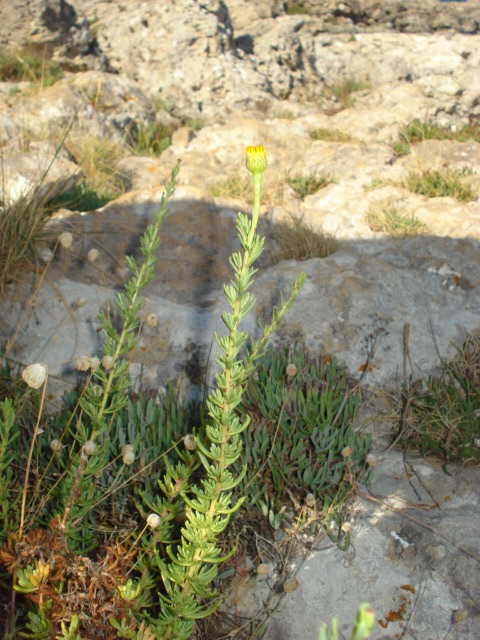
[{"left": 245, "top": 145, "right": 268, "bottom": 176}]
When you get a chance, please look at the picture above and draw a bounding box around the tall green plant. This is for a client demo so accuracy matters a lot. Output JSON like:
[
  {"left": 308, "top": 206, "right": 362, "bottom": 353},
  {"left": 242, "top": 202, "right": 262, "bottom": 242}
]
[
  {"left": 140, "top": 146, "right": 305, "bottom": 638},
  {"left": 2, "top": 147, "right": 305, "bottom": 639}
]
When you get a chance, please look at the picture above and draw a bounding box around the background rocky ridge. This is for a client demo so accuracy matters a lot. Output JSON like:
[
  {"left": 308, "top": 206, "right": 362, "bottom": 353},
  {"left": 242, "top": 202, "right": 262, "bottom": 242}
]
[{"left": 0, "top": 2, "right": 479, "bottom": 638}]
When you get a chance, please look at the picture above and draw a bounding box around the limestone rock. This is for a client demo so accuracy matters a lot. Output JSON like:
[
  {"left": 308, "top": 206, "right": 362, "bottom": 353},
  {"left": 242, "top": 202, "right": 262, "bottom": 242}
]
[
  {"left": 0, "top": 0, "right": 107, "bottom": 70},
  {"left": 0, "top": 147, "right": 83, "bottom": 208},
  {"left": 275, "top": 0, "right": 480, "bottom": 34},
  {"left": 1, "top": 5, "right": 480, "bottom": 638},
  {"left": 0, "top": 71, "right": 155, "bottom": 149}
]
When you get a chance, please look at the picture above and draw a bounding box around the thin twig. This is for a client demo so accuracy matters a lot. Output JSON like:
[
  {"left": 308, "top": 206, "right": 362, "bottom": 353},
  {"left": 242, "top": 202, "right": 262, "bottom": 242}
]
[
  {"left": 18, "top": 373, "right": 48, "bottom": 542},
  {"left": 398, "top": 582, "right": 426, "bottom": 639}
]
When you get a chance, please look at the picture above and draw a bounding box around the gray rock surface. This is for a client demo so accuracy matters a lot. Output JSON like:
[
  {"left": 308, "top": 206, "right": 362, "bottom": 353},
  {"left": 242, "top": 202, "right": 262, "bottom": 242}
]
[{"left": 257, "top": 448, "right": 480, "bottom": 639}]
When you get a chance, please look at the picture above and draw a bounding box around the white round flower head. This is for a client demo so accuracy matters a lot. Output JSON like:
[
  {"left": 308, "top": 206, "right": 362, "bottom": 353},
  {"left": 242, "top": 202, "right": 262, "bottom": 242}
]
[
  {"left": 366, "top": 453, "right": 378, "bottom": 468},
  {"left": 50, "top": 439, "right": 63, "bottom": 452},
  {"left": 121, "top": 444, "right": 134, "bottom": 457},
  {"left": 59, "top": 231, "right": 73, "bottom": 249},
  {"left": 305, "top": 492, "right": 316, "bottom": 508},
  {"left": 183, "top": 434, "right": 196, "bottom": 451},
  {"left": 22, "top": 363, "right": 48, "bottom": 389},
  {"left": 40, "top": 247, "right": 53, "bottom": 263},
  {"left": 76, "top": 355, "right": 91, "bottom": 372},
  {"left": 83, "top": 440, "right": 96, "bottom": 455},
  {"left": 286, "top": 363, "right": 297, "bottom": 377},
  {"left": 341, "top": 521, "right": 352, "bottom": 533},
  {"left": 123, "top": 451, "right": 135, "bottom": 465},
  {"left": 102, "top": 355, "right": 115, "bottom": 371},
  {"left": 144, "top": 312, "right": 158, "bottom": 328},
  {"left": 147, "top": 513, "right": 161, "bottom": 530},
  {"left": 89, "top": 356, "right": 100, "bottom": 371},
  {"left": 88, "top": 248, "right": 99, "bottom": 263}
]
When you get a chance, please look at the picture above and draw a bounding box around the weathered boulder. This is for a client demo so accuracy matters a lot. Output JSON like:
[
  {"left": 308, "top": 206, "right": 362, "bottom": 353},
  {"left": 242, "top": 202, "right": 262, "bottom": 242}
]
[
  {"left": 0, "top": 0, "right": 106, "bottom": 70},
  {"left": 272, "top": 0, "right": 480, "bottom": 34},
  {"left": 0, "top": 144, "right": 83, "bottom": 208},
  {"left": 0, "top": 71, "right": 154, "bottom": 153}
]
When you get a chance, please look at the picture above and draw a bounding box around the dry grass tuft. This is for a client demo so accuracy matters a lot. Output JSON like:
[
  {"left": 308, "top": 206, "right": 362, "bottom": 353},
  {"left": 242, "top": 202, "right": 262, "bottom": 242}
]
[
  {"left": 390, "top": 328, "right": 480, "bottom": 465},
  {"left": 210, "top": 174, "right": 284, "bottom": 207},
  {"left": 65, "top": 136, "right": 125, "bottom": 201},
  {"left": 273, "top": 214, "right": 338, "bottom": 261},
  {"left": 366, "top": 203, "right": 427, "bottom": 238}
]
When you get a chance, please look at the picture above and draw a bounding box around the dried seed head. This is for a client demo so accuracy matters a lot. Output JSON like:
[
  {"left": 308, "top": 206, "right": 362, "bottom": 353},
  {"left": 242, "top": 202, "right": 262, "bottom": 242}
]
[
  {"left": 76, "top": 355, "right": 91, "bottom": 372},
  {"left": 341, "top": 446, "right": 352, "bottom": 458},
  {"left": 76, "top": 297, "right": 86, "bottom": 308},
  {"left": 305, "top": 492, "right": 316, "bottom": 508},
  {"left": 59, "top": 231, "right": 73, "bottom": 249},
  {"left": 121, "top": 444, "right": 134, "bottom": 457},
  {"left": 123, "top": 451, "right": 135, "bottom": 465},
  {"left": 89, "top": 356, "right": 100, "bottom": 371},
  {"left": 88, "top": 248, "right": 99, "bottom": 263},
  {"left": 144, "top": 312, "right": 158, "bottom": 328},
  {"left": 22, "top": 363, "right": 48, "bottom": 389},
  {"left": 102, "top": 355, "right": 115, "bottom": 371},
  {"left": 283, "top": 578, "right": 299, "bottom": 593},
  {"left": 286, "top": 363, "right": 297, "bottom": 377},
  {"left": 366, "top": 453, "right": 378, "bottom": 467},
  {"left": 183, "top": 434, "right": 196, "bottom": 451},
  {"left": 50, "top": 439, "right": 63, "bottom": 452},
  {"left": 147, "top": 513, "right": 161, "bottom": 530},
  {"left": 256, "top": 563, "right": 269, "bottom": 576},
  {"left": 92, "top": 384, "right": 103, "bottom": 396},
  {"left": 83, "top": 440, "right": 96, "bottom": 455},
  {"left": 41, "top": 247, "right": 53, "bottom": 262},
  {"left": 341, "top": 521, "right": 352, "bottom": 533}
]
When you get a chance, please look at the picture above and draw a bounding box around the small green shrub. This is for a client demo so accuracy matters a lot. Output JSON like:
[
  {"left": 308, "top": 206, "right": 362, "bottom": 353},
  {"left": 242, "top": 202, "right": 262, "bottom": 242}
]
[
  {"left": 128, "top": 122, "right": 172, "bottom": 156},
  {"left": 394, "top": 119, "right": 480, "bottom": 156},
  {"left": 273, "top": 109, "right": 296, "bottom": 120},
  {"left": 234, "top": 346, "right": 372, "bottom": 529},
  {"left": 366, "top": 205, "right": 426, "bottom": 237},
  {"left": 328, "top": 79, "right": 371, "bottom": 107},
  {"left": 309, "top": 128, "right": 352, "bottom": 143},
  {"left": 0, "top": 49, "right": 63, "bottom": 87},
  {"left": 48, "top": 179, "right": 115, "bottom": 212},
  {"left": 391, "top": 329, "right": 480, "bottom": 466},
  {"left": 182, "top": 116, "right": 203, "bottom": 132},
  {"left": 210, "top": 175, "right": 252, "bottom": 202},
  {"left": 273, "top": 214, "right": 338, "bottom": 261},
  {"left": 286, "top": 2, "right": 311, "bottom": 14},
  {"left": 403, "top": 168, "right": 477, "bottom": 202},
  {"left": 65, "top": 135, "right": 125, "bottom": 201},
  {"left": 288, "top": 172, "right": 332, "bottom": 199}
]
